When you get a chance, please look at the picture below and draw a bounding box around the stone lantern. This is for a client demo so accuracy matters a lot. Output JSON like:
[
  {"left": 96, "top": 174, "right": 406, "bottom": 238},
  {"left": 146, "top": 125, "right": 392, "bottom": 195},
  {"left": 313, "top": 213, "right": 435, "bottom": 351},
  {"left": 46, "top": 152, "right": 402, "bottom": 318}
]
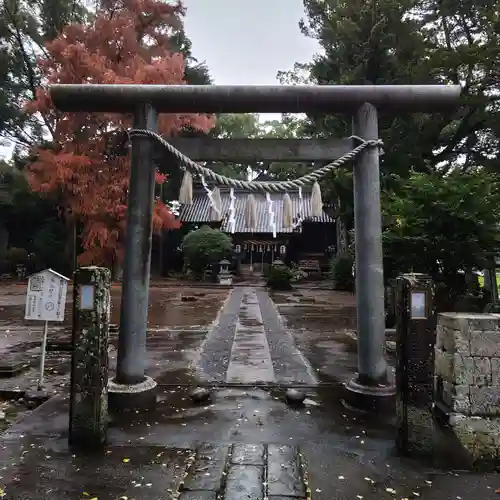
[
  {"left": 272, "top": 258, "right": 285, "bottom": 268},
  {"left": 218, "top": 259, "right": 232, "bottom": 286}
]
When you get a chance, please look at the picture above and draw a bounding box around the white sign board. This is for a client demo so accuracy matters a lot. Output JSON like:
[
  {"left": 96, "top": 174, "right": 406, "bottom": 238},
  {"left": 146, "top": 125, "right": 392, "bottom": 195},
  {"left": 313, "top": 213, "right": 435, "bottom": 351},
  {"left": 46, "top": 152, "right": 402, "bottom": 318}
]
[
  {"left": 411, "top": 291, "right": 427, "bottom": 319},
  {"left": 79, "top": 284, "right": 95, "bottom": 310},
  {"left": 25, "top": 269, "right": 70, "bottom": 322}
]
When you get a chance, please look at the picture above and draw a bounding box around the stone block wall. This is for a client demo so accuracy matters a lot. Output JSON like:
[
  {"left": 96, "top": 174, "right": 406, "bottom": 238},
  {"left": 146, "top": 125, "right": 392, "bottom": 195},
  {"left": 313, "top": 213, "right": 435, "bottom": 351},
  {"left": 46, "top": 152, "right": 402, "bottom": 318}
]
[{"left": 435, "top": 312, "right": 500, "bottom": 463}]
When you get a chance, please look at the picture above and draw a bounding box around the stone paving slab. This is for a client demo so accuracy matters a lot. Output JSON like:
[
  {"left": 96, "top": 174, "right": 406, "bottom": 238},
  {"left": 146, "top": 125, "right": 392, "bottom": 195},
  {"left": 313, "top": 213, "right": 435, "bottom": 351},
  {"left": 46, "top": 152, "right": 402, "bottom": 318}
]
[
  {"left": 0, "top": 437, "right": 308, "bottom": 500},
  {"left": 231, "top": 443, "right": 265, "bottom": 465},
  {"left": 179, "top": 492, "right": 217, "bottom": 500},
  {"left": 225, "top": 464, "right": 264, "bottom": 499},
  {"left": 267, "top": 445, "right": 307, "bottom": 497},
  {"left": 196, "top": 288, "right": 244, "bottom": 381},
  {"left": 182, "top": 443, "right": 230, "bottom": 491},
  {"left": 256, "top": 290, "right": 318, "bottom": 385},
  {"left": 177, "top": 443, "right": 307, "bottom": 500},
  {"left": 226, "top": 289, "right": 275, "bottom": 383}
]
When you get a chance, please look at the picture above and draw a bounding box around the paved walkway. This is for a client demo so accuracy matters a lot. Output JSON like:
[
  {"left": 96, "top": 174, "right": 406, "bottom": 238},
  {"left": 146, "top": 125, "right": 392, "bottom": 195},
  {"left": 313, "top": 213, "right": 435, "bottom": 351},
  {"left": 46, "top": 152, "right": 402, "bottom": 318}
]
[
  {"left": 0, "top": 438, "right": 307, "bottom": 500},
  {"left": 226, "top": 289, "right": 275, "bottom": 383},
  {"left": 1, "top": 287, "right": 500, "bottom": 499},
  {"left": 197, "top": 287, "right": 318, "bottom": 385}
]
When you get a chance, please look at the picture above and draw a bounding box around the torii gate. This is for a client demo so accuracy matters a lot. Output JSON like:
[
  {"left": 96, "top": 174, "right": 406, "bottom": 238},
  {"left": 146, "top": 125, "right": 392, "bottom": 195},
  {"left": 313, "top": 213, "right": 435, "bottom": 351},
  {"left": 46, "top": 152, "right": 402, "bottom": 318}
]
[{"left": 49, "top": 83, "right": 461, "bottom": 410}]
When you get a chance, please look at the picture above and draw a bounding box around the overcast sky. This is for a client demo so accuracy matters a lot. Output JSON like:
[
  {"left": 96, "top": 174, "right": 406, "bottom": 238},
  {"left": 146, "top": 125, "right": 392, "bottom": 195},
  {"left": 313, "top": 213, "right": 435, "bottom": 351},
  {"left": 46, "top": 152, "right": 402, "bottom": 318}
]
[{"left": 182, "top": 0, "right": 319, "bottom": 86}]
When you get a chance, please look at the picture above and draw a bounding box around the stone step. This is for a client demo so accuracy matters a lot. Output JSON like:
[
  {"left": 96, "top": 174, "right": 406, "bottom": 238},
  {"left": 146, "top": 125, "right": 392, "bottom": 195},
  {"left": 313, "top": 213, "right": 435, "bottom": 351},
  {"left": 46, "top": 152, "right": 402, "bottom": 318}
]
[{"left": 180, "top": 443, "right": 307, "bottom": 500}]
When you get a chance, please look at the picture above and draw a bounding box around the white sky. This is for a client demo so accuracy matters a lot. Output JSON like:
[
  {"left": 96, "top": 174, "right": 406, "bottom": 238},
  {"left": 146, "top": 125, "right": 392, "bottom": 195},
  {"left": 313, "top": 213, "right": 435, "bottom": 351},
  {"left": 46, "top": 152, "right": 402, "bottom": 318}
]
[{"left": 182, "top": 0, "right": 319, "bottom": 87}]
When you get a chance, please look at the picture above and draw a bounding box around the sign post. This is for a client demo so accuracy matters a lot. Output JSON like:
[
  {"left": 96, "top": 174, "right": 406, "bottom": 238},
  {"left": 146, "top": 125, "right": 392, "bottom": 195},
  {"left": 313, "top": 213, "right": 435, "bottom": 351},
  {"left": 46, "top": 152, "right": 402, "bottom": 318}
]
[
  {"left": 39, "top": 321, "right": 49, "bottom": 390},
  {"left": 395, "top": 273, "right": 436, "bottom": 456},
  {"left": 25, "top": 269, "right": 69, "bottom": 391},
  {"left": 69, "top": 266, "right": 111, "bottom": 449}
]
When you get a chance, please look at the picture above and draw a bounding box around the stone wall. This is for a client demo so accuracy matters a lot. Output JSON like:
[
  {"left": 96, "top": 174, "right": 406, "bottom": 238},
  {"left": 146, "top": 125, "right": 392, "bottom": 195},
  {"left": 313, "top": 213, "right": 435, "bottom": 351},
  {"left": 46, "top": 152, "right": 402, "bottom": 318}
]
[{"left": 435, "top": 312, "right": 500, "bottom": 463}]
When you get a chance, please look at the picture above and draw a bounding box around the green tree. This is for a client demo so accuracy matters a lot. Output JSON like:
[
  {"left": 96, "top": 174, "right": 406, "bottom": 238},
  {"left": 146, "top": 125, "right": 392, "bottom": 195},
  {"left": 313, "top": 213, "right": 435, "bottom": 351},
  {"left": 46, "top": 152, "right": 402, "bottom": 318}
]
[
  {"left": 414, "top": 0, "right": 500, "bottom": 173},
  {"left": 257, "top": 115, "right": 313, "bottom": 181},
  {"left": 280, "top": 0, "right": 500, "bottom": 231},
  {"left": 382, "top": 170, "right": 500, "bottom": 289},
  {"left": 279, "top": 0, "right": 439, "bottom": 229},
  {"left": 0, "top": 0, "right": 89, "bottom": 150},
  {"left": 206, "top": 113, "right": 261, "bottom": 179},
  {"left": 330, "top": 252, "right": 355, "bottom": 291},
  {"left": 182, "top": 225, "right": 233, "bottom": 279},
  {"left": 206, "top": 113, "right": 312, "bottom": 182},
  {"left": 0, "top": 158, "right": 66, "bottom": 270},
  {"left": 169, "top": 27, "right": 212, "bottom": 86}
]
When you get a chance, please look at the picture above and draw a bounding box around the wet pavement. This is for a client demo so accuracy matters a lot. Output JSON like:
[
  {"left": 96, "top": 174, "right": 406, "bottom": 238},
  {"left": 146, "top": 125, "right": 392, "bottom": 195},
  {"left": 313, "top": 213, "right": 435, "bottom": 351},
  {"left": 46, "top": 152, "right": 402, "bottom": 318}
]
[
  {"left": 225, "top": 290, "right": 275, "bottom": 383},
  {"left": 1, "top": 285, "right": 500, "bottom": 498},
  {"left": 0, "top": 284, "right": 227, "bottom": 328},
  {"left": 0, "top": 286, "right": 228, "bottom": 394}
]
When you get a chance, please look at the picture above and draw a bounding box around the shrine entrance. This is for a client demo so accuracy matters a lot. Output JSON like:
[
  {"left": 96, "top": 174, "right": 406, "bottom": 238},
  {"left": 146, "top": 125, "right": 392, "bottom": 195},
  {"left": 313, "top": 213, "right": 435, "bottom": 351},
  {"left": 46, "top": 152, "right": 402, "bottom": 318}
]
[
  {"left": 49, "top": 83, "right": 461, "bottom": 408},
  {"left": 244, "top": 240, "right": 278, "bottom": 273}
]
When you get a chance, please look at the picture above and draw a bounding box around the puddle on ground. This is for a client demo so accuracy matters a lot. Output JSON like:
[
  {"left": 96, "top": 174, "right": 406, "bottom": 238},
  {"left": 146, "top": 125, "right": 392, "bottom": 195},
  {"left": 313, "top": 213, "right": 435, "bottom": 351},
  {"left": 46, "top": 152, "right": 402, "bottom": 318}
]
[
  {"left": 272, "top": 292, "right": 360, "bottom": 385},
  {"left": 0, "top": 287, "right": 228, "bottom": 329}
]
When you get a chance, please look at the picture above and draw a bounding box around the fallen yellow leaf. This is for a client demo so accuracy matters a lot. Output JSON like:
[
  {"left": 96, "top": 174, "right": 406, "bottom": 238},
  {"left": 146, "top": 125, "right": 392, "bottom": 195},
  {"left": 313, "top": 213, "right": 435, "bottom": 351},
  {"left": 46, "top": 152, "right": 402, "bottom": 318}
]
[{"left": 122, "top": 458, "right": 130, "bottom": 463}]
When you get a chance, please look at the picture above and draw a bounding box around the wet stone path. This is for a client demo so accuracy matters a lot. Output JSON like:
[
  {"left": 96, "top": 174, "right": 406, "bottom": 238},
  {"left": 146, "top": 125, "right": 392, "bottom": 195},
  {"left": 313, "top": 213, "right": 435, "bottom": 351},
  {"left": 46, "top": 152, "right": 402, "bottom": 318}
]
[
  {"left": 226, "top": 289, "right": 275, "bottom": 383},
  {"left": 0, "top": 287, "right": 324, "bottom": 499},
  {"left": 180, "top": 443, "right": 307, "bottom": 500},
  {"left": 197, "top": 287, "right": 318, "bottom": 386},
  {"left": 0, "top": 436, "right": 308, "bottom": 500},
  {"left": 3, "top": 286, "right": 500, "bottom": 499}
]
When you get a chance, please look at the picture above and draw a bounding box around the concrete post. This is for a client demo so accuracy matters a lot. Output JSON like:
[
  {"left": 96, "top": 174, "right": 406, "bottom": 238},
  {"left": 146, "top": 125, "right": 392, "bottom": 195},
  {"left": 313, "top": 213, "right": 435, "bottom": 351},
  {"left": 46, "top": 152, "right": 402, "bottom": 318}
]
[
  {"left": 395, "top": 273, "right": 436, "bottom": 457},
  {"left": 69, "top": 266, "right": 111, "bottom": 449},
  {"left": 345, "top": 103, "right": 395, "bottom": 410},
  {"left": 109, "top": 103, "right": 158, "bottom": 408}
]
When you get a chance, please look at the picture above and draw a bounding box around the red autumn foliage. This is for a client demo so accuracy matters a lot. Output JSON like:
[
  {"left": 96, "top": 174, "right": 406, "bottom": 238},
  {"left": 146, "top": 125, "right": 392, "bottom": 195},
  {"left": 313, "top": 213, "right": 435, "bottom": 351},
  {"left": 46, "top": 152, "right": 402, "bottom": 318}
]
[{"left": 26, "top": 0, "right": 214, "bottom": 266}]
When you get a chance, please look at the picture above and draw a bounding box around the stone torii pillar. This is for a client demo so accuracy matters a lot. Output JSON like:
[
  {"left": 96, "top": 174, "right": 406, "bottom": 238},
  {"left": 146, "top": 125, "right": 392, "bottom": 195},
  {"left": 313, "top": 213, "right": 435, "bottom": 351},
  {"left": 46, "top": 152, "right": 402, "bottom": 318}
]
[
  {"left": 49, "top": 83, "right": 461, "bottom": 410},
  {"left": 345, "top": 102, "right": 394, "bottom": 409}
]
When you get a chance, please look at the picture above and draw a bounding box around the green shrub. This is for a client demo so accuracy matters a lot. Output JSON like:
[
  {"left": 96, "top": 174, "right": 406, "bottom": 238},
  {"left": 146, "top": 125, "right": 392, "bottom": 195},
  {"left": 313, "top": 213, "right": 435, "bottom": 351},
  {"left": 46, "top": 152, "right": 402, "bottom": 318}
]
[
  {"left": 290, "top": 265, "right": 307, "bottom": 282},
  {"left": 2, "top": 247, "right": 29, "bottom": 273},
  {"left": 33, "top": 219, "right": 67, "bottom": 272},
  {"left": 182, "top": 225, "right": 233, "bottom": 280},
  {"left": 262, "top": 263, "right": 271, "bottom": 277},
  {"left": 330, "top": 252, "right": 354, "bottom": 291},
  {"left": 267, "top": 265, "right": 293, "bottom": 290}
]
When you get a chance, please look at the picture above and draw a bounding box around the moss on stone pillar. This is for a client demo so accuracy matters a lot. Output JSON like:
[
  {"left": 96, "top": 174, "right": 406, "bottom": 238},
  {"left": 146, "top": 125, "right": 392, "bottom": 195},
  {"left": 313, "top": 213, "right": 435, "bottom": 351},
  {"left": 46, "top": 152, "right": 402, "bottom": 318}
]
[{"left": 69, "top": 266, "right": 111, "bottom": 449}]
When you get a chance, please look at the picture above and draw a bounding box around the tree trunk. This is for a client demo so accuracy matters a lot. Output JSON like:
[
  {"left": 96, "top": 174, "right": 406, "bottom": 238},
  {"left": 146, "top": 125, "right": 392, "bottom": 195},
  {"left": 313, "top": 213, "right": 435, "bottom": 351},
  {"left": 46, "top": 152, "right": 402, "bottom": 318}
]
[
  {"left": 111, "top": 256, "right": 123, "bottom": 282},
  {"left": 64, "top": 215, "right": 77, "bottom": 274}
]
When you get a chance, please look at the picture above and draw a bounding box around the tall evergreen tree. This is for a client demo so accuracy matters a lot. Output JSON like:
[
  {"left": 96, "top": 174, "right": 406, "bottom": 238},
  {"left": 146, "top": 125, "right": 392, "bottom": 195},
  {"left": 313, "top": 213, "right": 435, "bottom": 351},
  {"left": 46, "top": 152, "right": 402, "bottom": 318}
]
[
  {"left": 281, "top": 0, "right": 500, "bottom": 226},
  {"left": 0, "top": 0, "right": 89, "bottom": 151}
]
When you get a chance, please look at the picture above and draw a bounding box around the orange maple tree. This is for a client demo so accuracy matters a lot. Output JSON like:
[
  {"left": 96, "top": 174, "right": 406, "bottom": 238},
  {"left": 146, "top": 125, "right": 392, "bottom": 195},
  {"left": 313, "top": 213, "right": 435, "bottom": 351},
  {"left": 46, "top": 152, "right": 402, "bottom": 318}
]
[{"left": 26, "top": 0, "right": 213, "bottom": 266}]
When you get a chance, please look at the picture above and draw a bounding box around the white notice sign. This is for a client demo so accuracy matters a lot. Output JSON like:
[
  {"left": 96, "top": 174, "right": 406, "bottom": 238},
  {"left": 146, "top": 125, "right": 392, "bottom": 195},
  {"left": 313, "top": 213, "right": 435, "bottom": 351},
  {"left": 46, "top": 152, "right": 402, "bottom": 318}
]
[
  {"left": 25, "top": 269, "right": 70, "bottom": 322},
  {"left": 411, "top": 291, "right": 427, "bottom": 319}
]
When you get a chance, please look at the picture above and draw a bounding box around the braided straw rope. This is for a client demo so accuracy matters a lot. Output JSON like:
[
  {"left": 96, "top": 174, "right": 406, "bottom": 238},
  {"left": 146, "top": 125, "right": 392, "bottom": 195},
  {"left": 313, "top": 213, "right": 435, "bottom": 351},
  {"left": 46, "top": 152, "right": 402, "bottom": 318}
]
[{"left": 129, "top": 129, "right": 383, "bottom": 193}]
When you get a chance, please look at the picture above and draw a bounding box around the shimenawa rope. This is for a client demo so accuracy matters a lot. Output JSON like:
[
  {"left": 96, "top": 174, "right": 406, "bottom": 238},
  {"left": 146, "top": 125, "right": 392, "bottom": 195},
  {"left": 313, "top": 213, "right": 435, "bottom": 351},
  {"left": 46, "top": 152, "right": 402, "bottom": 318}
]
[{"left": 128, "top": 129, "right": 383, "bottom": 193}]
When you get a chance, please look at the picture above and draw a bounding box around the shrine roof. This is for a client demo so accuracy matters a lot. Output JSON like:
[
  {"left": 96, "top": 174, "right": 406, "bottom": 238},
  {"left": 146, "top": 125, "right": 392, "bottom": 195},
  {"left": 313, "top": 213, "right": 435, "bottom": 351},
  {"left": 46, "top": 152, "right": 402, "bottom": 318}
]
[{"left": 179, "top": 189, "right": 334, "bottom": 234}]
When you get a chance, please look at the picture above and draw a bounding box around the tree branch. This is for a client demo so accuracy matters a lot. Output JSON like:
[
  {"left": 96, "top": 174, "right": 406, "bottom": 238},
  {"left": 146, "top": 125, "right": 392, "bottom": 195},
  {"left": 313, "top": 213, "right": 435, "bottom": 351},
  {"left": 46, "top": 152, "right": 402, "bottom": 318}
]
[{"left": 3, "top": 2, "right": 56, "bottom": 140}]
